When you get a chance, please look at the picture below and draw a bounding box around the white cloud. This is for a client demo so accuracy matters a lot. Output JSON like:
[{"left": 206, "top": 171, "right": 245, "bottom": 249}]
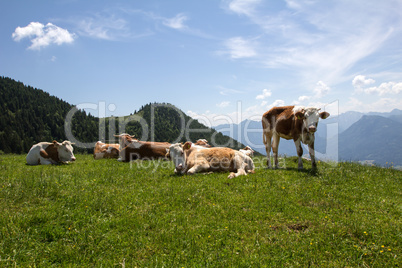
[
  {"left": 218, "top": 86, "right": 244, "bottom": 95},
  {"left": 348, "top": 97, "right": 363, "bottom": 107},
  {"left": 270, "top": 99, "right": 285, "bottom": 108},
  {"left": 12, "top": 22, "right": 75, "bottom": 50},
  {"left": 313, "top": 81, "right": 330, "bottom": 98},
  {"left": 77, "top": 15, "right": 134, "bottom": 40},
  {"left": 364, "top": 81, "right": 402, "bottom": 95},
  {"left": 223, "top": 37, "right": 257, "bottom": 59},
  {"left": 223, "top": 1, "right": 402, "bottom": 86},
  {"left": 228, "top": 0, "right": 261, "bottom": 16},
  {"left": 217, "top": 101, "right": 230, "bottom": 108},
  {"left": 298, "top": 95, "right": 310, "bottom": 102},
  {"left": 163, "top": 13, "right": 188, "bottom": 29},
  {"left": 284, "top": 0, "right": 302, "bottom": 10},
  {"left": 352, "top": 75, "right": 375, "bottom": 89},
  {"left": 292, "top": 95, "right": 311, "bottom": 105},
  {"left": 341, "top": 96, "right": 402, "bottom": 113},
  {"left": 256, "top": 88, "right": 271, "bottom": 100}
]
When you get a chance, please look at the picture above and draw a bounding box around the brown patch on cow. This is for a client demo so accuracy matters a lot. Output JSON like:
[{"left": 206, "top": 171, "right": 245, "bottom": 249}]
[
  {"left": 40, "top": 143, "right": 59, "bottom": 162},
  {"left": 120, "top": 140, "right": 171, "bottom": 162},
  {"left": 262, "top": 106, "right": 310, "bottom": 141}
]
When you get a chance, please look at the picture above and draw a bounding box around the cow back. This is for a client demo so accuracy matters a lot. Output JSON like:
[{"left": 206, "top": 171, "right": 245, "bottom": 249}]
[{"left": 121, "top": 141, "right": 171, "bottom": 161}]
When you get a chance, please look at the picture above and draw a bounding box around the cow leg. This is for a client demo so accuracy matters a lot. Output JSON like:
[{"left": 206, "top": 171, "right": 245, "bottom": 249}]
[
  {"left": 228, "top": 169, "right": 247, "bottom": 179},
  {"left": 228, "top": 155, "right": 250, "bottom": 178},
  {"left": 294, "top": 139, "right": 303, "bottom": 169},
  {"left": 187, "top": 162, "right": 210, "bottom": 175},
  {"left": 309, "top": 142, "right": 316, "bottom": 169},
  {"left": 39, "top": 157, "right": 54, "bottom": 165},
  {"left": 272, "top": 134, "right": 280, "bottom": 168},
  {"left": 263, "top": 132, "right": 272, "bottom": 168}
]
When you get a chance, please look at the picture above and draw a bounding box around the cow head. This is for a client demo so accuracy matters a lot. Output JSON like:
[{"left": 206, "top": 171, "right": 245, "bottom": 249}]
[
  {"left": 54, "top": 140, "right": 76, "bottom": 162},
  {"left": 194, "top": 139, "right": 210, "bottom": 147},
  {"left": 294, "top": 107, "right": 330, "bottom": 133},
  {"left": 241, "top": 146, "right": 255, "bottom": 157},
  {"left": 166, "top": 142, "right": 190, "bottom": 174},
  {"left": 114, "top": 133, "right": 136, "bottom": 148}
]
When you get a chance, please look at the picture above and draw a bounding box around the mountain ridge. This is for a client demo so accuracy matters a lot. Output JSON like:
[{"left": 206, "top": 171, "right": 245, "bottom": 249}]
[
  {"left": 214, "top": 111, "right": 402, "bottom": 166},
  {"left": 0, "top": 77, "right": 244, "bottom": 154}
]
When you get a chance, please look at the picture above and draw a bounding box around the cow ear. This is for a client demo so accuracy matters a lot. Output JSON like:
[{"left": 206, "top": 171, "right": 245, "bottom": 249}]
[
  {"left": 320, "top": 111, "right": 330, "bottom": 119},
  {"left": 183, "top": 142, "right": 192, "bottom": 150},
  {"left": 295, "top": 111, "right": 305, "bottom": 120}
]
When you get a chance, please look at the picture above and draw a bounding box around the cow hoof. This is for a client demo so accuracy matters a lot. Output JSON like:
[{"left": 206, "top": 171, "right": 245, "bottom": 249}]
[{"left": 228, "top": 172, "right": 235, "bottom": 179}]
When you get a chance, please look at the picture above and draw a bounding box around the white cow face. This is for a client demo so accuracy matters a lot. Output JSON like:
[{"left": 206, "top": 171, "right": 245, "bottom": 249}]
[
  {"left": 295, "top": 107, "right": 330, "bottom": 133},
  {"left": 166, "top": 143, "right": 187, "bottom": 173},
  {"left": 55, "top": 141, "right": 76, "bottom": 162}
]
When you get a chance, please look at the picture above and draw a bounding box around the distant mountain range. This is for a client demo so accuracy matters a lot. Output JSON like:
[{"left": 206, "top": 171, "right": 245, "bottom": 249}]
[
  {"left": 2, "top": 76, "right": 400, "bottom": 166},
  {"left": 214, "top": 109, "right": 402, "bottom": 167}
]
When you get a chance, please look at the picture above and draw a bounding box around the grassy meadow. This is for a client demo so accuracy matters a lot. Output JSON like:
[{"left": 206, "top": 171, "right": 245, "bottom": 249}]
[{"left": 0, "top": 154, "right": 400, "bottom": 267}]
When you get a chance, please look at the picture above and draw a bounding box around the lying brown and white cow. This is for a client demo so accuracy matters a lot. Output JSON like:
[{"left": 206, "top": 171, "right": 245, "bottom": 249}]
[
  {"left": 93, "top": 141, "right": 120, "bottom": 159},
  {"left": 26, "top": 140, "right": 76, "bottom": 165},
  {"left": 191, "top": 139, "right": 212, "bottom": 149},
  {"left": 239, "top": 146, "right": 254, "bottom": 157},
  {"left": 114, "top": 133, "right": 171, "bottom": 162},
  {"left": 194, "top": 139, "right": 211, "bottom": 147},
  {"left": 262, "top": 106, "right": 329, "bottom": 169},
  {"left": 166, "top": 142, "right": 255, "bottom": 178}
]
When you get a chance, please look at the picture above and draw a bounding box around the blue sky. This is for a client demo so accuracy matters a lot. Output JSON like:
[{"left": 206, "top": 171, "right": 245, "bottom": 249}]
[{"left": 1, "top": 0, "right": 402, "bottom": 126}]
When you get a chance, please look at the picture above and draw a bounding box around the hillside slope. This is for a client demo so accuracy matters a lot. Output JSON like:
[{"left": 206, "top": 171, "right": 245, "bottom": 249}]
[
  {"left": 339, "top": 115, "right": 402, "bottom": 166},
  {"left": 0, "top": 77, "right": 98, "bottom": 153},
  {"left": 0, "top": 77, "right": 244, "bottom": 153}
]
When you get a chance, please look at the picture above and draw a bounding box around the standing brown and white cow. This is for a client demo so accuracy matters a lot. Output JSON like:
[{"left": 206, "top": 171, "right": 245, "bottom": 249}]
[
  {"left": 262, "top": 106, "right": 330, "bottom": 169},
  {"left": 114, "top": 133, "right": 171, "bottom": 162}
]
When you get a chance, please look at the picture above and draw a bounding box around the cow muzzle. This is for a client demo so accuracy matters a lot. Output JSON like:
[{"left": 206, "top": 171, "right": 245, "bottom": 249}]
[
  {"left": 176, "top": 163, "right": 183, "bottom": 170},
  {"left": 71, "top": 157, "right": 76, "bottom": 162},
  {"left": 308, "top": 126, "right": 317, "bottom": 133}
]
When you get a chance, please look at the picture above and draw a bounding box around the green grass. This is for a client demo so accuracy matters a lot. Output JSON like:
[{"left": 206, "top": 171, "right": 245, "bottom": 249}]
[{"left": 0, "top": 154, "right": 400, "bottom": 267}]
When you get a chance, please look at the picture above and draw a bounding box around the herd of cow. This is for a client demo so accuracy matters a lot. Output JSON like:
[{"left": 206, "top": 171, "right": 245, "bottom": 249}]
[{"left": 26, "top": 106, "right": 330, "bottom": 177}]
